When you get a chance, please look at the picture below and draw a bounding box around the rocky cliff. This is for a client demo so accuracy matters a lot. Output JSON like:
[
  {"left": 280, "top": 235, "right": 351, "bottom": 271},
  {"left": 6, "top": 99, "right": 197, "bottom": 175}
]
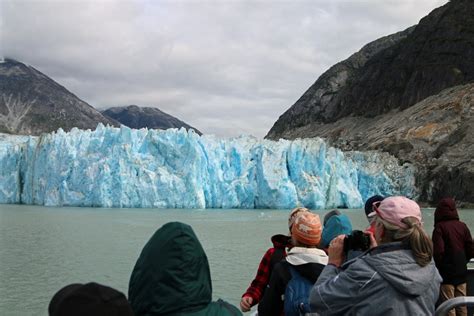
[
  {"left": 266, "top": 0, "right": 474, "bottom": 205},
  {"left": 101, "top": 105, "right": 202, "bottom": 135},
  {"left": 273, "top": 84, "right": 474, "bottom": 205},
  {"left": 0, "top": 59, "right": 118, "bottom": 135}
]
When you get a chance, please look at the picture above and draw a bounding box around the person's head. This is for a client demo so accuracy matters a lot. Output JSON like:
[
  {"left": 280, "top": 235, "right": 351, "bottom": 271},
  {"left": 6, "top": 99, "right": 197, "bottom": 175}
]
[
  {"left": 288, "top": 207, "right": 310, "bottom": 232},
  {"left": 434, "top": 197, "right": 459, "bottom": 225},
  {"left": 364, "top": 195, "right": 384, "bottom": 223},
  {"left": 372, "top": 196, "right": 432, "bottom": 267},
  {"left": 291, "top": 212, "right": 322, "bottom": 248},
  {"left": 323, "top": 209, "right": 341, "bottom": 226},
  {"left": 128, "top": 222, "right": 212, "bottom": 315},
  {"left": 321, "top": 212, "right": 353, "bottom": 249},
  {"left": 48, "top": 282, "right": 133, "bottom": 316}
]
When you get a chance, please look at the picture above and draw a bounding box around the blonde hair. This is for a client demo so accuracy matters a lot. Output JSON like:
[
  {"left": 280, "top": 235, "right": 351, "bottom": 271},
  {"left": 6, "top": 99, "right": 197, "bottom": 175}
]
[{"left": 376, "top": 216, "right": 433, "bottom": 267}]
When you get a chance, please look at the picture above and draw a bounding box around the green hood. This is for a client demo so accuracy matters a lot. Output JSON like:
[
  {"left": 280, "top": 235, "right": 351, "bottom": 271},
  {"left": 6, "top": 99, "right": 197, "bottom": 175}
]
[{"left": 129, "top": 222, "right": 213, "bottom": 315}]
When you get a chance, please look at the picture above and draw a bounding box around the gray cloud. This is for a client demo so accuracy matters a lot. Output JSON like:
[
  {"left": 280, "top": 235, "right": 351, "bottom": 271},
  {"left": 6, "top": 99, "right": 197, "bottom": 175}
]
[{"left": 1, "top": 0, "right": 448, "bottom": 138}]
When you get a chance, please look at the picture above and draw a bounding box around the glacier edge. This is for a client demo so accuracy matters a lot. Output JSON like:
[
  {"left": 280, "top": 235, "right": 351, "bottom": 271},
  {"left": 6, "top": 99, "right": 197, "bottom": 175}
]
[{"left": 0, "top": 125, "right": 417, "bottom": 209}]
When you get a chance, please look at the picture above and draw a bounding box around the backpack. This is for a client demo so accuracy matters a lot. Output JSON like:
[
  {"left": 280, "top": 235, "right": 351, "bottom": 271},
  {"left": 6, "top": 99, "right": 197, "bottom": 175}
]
[{"left": 284, "top": 265, "right": 319, "bottom": 316}]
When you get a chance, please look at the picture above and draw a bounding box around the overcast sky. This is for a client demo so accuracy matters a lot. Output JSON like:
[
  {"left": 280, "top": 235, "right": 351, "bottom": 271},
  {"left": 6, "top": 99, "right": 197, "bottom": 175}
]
[{"left": 1, "top": 0, "right": 448, "bottom": 138}]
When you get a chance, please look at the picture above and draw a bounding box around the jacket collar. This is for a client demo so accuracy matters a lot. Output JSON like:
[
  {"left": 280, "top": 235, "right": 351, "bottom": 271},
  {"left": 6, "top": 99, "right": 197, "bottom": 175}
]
[
  {"left": 271, "top": 234, "right": 291, "bottom": 249},
  {"left": 368, "top": 241, "right": 410, "bottom": 256}
]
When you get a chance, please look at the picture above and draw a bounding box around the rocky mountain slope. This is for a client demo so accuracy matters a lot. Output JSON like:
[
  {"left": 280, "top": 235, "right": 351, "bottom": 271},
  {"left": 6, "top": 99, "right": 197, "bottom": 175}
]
[
  {"left": 267, "top": 26, "right": 415, "bottom": 137},
  {"left": 266, "top": 0, "right": 474, "bottom": 205},
  {"left": 276, "top": 84, "right": 474, "bottom": 205},
  {"left": 102, "top": 105, "right": 202, "bottom": 135},
  {"left": 0, "top": 59, "right": 118, "bottom": 135}
]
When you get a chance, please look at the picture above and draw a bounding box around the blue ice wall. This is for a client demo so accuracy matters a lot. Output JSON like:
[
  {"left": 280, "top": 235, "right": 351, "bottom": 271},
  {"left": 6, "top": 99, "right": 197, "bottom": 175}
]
[{"left": 0, "top": 125, "right": 416, "bottom": 208}]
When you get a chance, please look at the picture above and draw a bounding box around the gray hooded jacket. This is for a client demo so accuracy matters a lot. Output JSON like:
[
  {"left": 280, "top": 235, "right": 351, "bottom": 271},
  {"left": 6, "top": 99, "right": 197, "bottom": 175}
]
[{"left": 310, "top": 242, "right": 442, "bottom": 316}]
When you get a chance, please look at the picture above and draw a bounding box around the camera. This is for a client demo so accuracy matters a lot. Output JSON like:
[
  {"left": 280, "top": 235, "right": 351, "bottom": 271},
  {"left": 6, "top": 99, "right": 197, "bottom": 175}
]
[{"left": 343, "top": 230, "right": 371, "bottom": 252}]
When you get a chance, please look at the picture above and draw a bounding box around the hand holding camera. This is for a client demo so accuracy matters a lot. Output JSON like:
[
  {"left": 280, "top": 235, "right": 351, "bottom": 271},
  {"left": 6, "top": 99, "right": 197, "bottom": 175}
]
[
  {"left": 343, "top": 230, "right": 372, "bottom": 253},
  {"left": 327, "top": 235, "right": 346, "bottom": 267},
  {"left": 327, "top": 230, "right": 376, "bottom": 267}
]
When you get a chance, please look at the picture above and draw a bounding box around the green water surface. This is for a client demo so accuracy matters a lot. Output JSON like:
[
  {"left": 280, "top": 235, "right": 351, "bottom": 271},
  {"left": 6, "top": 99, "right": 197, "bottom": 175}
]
[{"left": 0, "top": 205, "right": 473, "bottom": 315}]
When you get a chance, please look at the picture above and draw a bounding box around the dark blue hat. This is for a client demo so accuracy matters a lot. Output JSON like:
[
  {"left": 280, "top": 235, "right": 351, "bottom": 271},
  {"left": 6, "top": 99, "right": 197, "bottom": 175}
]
[
  {"left": 49, "top": 282, "right": 133, "bottom": 316},
  {"left": 364, "top": 195, "right": 384, "bottom": 218}
]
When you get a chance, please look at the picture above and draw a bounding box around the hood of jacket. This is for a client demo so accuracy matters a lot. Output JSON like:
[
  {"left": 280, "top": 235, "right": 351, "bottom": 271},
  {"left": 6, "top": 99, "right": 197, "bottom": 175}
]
[
  {"left": 285, "top": 247, "right": 328, "bottom": 266},
  {"left": 128, "top": 222, "right": 212, "bottom": 315},
  {"left": 363, "top": 243, "right": 440, "bottom": 297},
  {"left": 285, "top": 247, "right": 328, "bottom": 283},
  {"left": 434, "top": 197, "right": 459, "bottom": 225},
  {"left": 271, "top": 234, "right": 291, "bottom": 249}
]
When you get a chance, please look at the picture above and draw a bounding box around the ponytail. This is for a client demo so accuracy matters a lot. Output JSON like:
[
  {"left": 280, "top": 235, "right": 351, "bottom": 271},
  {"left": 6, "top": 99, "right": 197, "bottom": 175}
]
[
  {"left": 397, "top": 217, "right": 433, "bottom": 266},
  {"left": 376, "top": 216, "right": 433, "bottom": 267}
]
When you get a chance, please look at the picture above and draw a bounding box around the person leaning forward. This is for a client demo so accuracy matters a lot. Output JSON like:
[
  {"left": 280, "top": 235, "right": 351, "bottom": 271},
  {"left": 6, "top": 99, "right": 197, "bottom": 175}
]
[{"left": 310, "top": 196, "right": 442, "bottom": 316}]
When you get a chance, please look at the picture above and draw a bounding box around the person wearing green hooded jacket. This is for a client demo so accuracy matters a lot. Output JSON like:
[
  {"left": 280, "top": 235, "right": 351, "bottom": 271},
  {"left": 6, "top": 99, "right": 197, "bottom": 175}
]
[{"left": 128, "top": 221, "right": 242, "bottom": 316}]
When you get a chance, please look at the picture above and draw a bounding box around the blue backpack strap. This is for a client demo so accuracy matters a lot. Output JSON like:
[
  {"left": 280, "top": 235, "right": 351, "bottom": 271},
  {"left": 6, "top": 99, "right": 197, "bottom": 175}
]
[{"left": 288, "top": 263, "right": 295, "bottom": 277}]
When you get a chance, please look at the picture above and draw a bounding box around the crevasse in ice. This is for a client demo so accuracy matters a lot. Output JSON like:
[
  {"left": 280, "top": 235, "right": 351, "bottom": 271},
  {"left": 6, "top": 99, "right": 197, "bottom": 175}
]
[{"left": 0, "top": 124, "right": 416, "bottom": 209}]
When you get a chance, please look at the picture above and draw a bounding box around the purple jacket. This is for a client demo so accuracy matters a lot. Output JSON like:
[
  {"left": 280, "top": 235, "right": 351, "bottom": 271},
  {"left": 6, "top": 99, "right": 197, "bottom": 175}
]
[{"left": 432, "top": 197, "right": 474, "bottom": 285}]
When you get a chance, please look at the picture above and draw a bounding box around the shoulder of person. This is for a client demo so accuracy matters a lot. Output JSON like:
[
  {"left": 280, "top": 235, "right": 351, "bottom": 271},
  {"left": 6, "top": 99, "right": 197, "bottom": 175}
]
[
  {"left": 260, "top": 247, "right": 276, "bottom": 260},
  {"left": 271, "top": 260, "right": 292, "bottom": 282},
  {"left": 273, "top": 260, "right": 290, "bottom": 273},
  {"left": 343, "top": 253, "right": 379, "bottom": 275},
  {"left": 210, "top": 299, "right": 243, "bottom": 315},
  {"left": 462, "top": 221, "right": 472, "bottom": 232}
]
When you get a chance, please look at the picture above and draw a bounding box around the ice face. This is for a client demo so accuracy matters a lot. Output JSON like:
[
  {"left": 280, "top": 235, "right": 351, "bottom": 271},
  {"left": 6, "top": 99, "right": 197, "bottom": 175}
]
[{"left": 0, "top": 125, "right": 417, "bottom": 208}]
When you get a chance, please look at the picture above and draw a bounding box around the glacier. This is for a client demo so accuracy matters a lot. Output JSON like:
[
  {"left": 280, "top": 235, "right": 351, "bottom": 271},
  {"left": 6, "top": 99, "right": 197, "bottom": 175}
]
[{"left": 0, "top": 125, "right": 416, "bottom": 209}]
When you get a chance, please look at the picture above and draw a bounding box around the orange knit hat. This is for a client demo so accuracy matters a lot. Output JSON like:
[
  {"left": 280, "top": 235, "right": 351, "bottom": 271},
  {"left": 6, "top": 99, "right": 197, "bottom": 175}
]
[
  {"left": 291, "top": 212, "right": 322, "bottom": 246},
  {"left": 288, "top": 207, "right": 310, "bottom": 230}
]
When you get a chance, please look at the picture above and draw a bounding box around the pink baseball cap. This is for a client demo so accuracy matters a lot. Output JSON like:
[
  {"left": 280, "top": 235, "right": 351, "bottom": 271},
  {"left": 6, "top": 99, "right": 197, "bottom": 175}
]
[{"left": 373, "top": 196, "right": 422, "bottom": 229}]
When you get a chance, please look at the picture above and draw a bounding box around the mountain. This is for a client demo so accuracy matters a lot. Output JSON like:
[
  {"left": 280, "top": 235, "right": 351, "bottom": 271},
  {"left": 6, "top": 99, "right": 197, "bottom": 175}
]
[
  {"left": 0, "top": 58, "right": 118, "bottom": 135},
  {"left": 266, "top": 26, "right": 415, "bottom": 137},
  {"left": 266, "top": 0, "right": 474, "bottom": 205},
  {"left": 101, "top": 105, "right": 202, "bottom": 135}
]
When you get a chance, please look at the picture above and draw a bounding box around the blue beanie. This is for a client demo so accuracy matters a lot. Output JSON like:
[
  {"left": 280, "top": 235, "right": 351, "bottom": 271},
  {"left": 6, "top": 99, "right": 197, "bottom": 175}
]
[{"left": 321, "top": 214, "right": 353, "bottom": 248}]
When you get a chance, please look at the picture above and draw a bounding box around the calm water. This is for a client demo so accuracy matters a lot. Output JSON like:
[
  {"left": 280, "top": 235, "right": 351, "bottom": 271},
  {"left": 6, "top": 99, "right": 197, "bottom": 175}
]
[{"left": 0, "top": 205, "right": 473, "bottom": 316}]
